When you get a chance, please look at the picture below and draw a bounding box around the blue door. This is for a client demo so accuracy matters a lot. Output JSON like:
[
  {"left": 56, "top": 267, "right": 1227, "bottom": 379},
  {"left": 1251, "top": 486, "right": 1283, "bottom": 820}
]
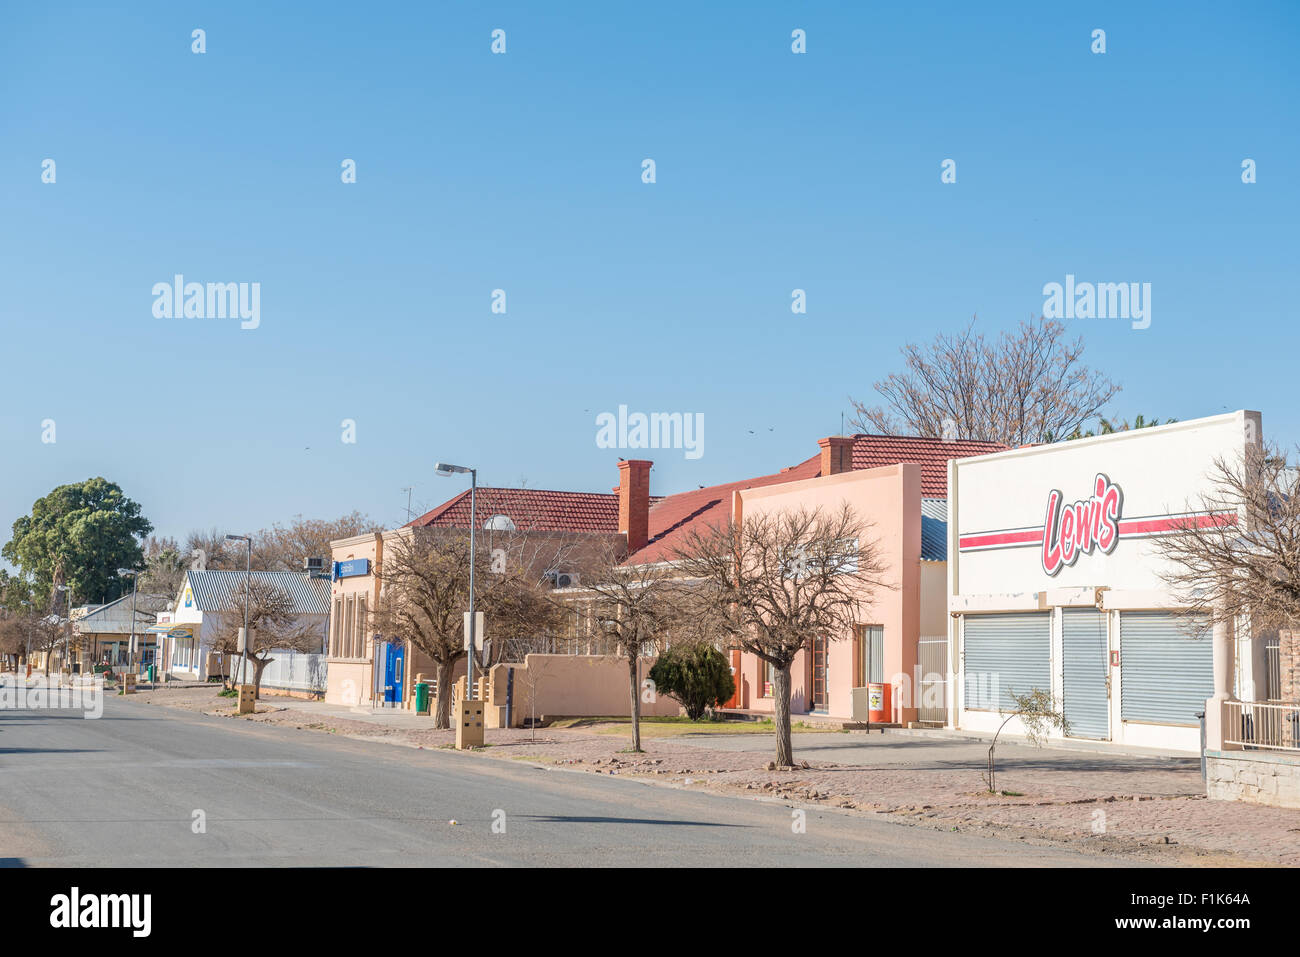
[{"left": 383, "top": 643, "right": 405, "bottom": 705}]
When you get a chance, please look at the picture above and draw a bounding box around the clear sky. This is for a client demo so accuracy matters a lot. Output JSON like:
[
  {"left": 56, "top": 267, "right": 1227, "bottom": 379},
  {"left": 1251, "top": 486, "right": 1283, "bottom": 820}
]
[{"left": 1, "top": 1, "right": 1297, "bottom": 548}]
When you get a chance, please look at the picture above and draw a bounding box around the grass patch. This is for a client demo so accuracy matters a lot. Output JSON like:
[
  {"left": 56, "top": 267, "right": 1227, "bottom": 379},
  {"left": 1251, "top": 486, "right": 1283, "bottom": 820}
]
[{"left": 547, "top": 716, "right": 838, "bottom": 738}]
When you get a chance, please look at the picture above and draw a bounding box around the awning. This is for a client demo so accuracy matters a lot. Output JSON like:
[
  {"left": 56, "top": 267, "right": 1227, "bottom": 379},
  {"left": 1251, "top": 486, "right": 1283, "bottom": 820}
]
[{"left": 145, "top": 625, "right": 195, "bottom": 638}]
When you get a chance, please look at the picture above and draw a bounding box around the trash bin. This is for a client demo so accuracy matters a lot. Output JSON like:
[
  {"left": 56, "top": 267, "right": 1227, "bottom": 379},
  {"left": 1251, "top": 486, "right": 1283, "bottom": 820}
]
[
  {"left": 147, "top": 664, "right": 156, "bottom": 684},
  {"left": 868, "top": 682, "right": 891, "bottom": 725},
  {"left": 414, "top": 681, "right": 430, "bottom": 716}
]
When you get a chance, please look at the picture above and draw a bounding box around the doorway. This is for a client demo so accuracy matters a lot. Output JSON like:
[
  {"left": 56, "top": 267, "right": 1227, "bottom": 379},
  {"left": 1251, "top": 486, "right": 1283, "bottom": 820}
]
[{"left": 811, "top": 634, "right": 829, "bottom": 712}]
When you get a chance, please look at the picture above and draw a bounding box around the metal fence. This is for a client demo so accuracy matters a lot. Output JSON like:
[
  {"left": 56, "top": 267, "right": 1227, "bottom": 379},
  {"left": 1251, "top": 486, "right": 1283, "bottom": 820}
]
[
  {"left": 917, "top": 637, "right": 948, "bottom": 726},
  {"left": 1266, "top": 639, "right": 1281, "bottom": 701},
  {"left": 247, "top": 651, "right": 328, "bottom": 694},
  {"left": 1225, "top": 700, "right": 1300, "bottom": 752}
]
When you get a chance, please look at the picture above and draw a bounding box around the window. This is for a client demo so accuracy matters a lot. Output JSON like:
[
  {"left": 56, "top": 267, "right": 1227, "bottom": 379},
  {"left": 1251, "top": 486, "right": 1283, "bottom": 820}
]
[
  {"left": 356, "top": 596, "right": 368, "bottom": 658},
  {"left": 855, "top": 624, "right": 884, "bottom": 686},
  {"left": 344, "top": 596, "right": 355, "bottom": 658},
  {"left": 331, "top": 598, "right": 342, "bottom": 657},
  {"left": 763, "top": 660, "right": 774, "bottom": 698}
]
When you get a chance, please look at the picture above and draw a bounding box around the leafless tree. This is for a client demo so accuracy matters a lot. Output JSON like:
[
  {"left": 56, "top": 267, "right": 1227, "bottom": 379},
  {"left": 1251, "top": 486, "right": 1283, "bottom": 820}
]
[
  {"left": 1154, "top": 444, "right": 1300, "bottom": 634},
  {"left": 210, "top": 579, "right": 323, "bottom": 698},
  {"left": 372, "top": 528, "right": 561, "bottom": 729},
  {"left": 185, "top": 514, "right": 382, "bottom": 573},
  {"left": 575, "top": 541, "right": 685, "bottom": 753},
  {"left": 674, "top": 502, "right": 887, "bottom": 767},
  {"left": 849, "top": 316, "right": 1120, "bottom": 446}
]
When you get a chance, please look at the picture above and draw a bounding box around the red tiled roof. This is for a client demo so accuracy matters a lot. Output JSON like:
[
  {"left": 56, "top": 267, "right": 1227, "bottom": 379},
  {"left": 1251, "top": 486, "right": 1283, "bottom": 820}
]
[
  {"left": 626, "top": 459, "right": 822, "bottom": 565},
  {"left": 409, "top": 488, "right": 621, "bottom": 534},
  {"left": 624, "top": 434, "right": 1006, "bottom": 565},
  {"left": 843, "top": 435, "right": 1007, "bottom": 498}
]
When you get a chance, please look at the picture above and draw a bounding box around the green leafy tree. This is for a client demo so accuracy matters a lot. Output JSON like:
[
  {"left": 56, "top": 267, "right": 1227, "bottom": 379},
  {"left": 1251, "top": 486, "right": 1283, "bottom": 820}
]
[
  {"left": 2, "top": 478, "right": 153, "bottom": 606},
  {"left": 647, "top": 642, "right": 735, "bottom": 721}
]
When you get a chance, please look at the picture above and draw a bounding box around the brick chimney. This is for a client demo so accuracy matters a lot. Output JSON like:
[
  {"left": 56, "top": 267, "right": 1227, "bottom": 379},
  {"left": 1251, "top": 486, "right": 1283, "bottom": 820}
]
[
  {"left": 617, "top": 459, "right": 652, "bottom": 554},
  {"left": 818, "top": 436, "right": 854, "bottom": 476}
]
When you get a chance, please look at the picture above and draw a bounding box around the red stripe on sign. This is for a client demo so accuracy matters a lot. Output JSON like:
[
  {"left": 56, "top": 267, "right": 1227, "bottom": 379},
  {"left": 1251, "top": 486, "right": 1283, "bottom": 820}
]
[
  {"left": 958, "top": 529, "right": 1044, "bottom": 549},
  {"left": 1118, "top": 512, "right": 1237, "bottom": 535}
]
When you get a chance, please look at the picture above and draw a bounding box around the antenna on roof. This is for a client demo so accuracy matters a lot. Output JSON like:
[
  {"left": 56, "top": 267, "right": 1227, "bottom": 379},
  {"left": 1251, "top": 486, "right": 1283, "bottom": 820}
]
[{"left": 401, "top": 487, "right": 413, "bottom": 523}]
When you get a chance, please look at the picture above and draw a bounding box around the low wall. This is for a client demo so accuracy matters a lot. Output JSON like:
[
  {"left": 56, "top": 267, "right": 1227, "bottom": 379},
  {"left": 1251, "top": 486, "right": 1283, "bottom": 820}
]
[
  {"left": 1206, "top": 749, "right": 1300, "bottom": 809},
  {"left": 489, "top": 654, "right": 682, "bottom": 727}
]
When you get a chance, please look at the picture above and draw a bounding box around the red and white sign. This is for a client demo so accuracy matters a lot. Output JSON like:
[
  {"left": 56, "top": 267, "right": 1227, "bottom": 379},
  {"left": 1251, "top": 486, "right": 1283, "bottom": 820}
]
[{"left": 957, "top": 472, "right": 1237, "bottom": 575}]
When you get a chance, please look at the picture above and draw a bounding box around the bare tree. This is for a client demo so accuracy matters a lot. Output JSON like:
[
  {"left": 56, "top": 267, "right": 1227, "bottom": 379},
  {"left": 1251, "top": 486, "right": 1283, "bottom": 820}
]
[
  {"left": 253, "top": 512, "right": 382, "bottom": 571},
  {"left": 849, "top": 316, "right": 1120, "bottom": 446},
  {"left": 1155, "top": 444, "right": 1300, "bottom": 632},
  {"left": 185, "top": 514, "right": 382, "bottom": 574},
  {"left": 372, "top": 528, "right": 561, "bottom": 729},
  {"left": 210, "top": 579, "right": 323, "bottom": 698},
  {"left": 576, "top": 542, "right": 684, "bottom": 753},
  {"left": 674, "top": 502, "right": 888, "bottom": 767}
]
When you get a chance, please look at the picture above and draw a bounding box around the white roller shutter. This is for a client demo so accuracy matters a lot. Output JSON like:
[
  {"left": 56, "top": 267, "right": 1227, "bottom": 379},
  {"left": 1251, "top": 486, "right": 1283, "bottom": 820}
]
[
  {"left": 963, "top": 612, "right": 1051, "bottom": 712},
  {"left": 1062, "top": 608, "right": 1109, "bottom": 740},
  {"left": 1120, "top": 611, "right": 1212, "bottom": 727}
]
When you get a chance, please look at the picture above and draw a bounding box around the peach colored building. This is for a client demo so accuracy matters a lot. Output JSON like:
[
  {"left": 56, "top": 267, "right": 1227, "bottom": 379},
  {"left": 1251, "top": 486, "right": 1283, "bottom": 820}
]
[
  {"left": 616, "top": 434, "right": 1004, "bottom": 725},
  {"left": 727, "top": 464, "right": 924, "bottom": 724}
]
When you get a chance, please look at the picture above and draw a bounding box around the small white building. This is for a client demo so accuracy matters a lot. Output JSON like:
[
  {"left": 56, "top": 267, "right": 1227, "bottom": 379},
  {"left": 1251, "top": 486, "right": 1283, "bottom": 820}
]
[
  {"left": 947, "top": 410, "right": 1262, "bottom": 753},
  {"left": 164, "top": 569, "right": 330, "bottom": 681}
]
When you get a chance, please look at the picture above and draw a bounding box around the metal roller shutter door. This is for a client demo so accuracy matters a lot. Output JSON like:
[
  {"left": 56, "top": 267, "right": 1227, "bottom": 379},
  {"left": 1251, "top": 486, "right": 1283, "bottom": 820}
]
[
  {"left": 1062, "top": 608, "right": 1109, "bottom": 739},
  {"left": 1120, "top": 611, "right": 1212, "bottom": 727},
  {"left": 963, "top": 612, "right": 1051, "bottom": 712}
]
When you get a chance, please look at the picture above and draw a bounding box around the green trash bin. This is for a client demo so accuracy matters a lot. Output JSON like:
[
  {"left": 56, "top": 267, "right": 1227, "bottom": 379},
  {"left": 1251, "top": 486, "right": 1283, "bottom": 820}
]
[
  {"left": 147, "top": 664, "right": 156, "bottom": 684},
  {"left": 414, "top": 681, "right": 430, "bottom": 716}
]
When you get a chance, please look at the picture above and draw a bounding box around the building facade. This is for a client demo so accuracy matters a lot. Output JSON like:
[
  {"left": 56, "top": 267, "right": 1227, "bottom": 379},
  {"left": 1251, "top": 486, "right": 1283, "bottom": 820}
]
[{"left": 947, "top": 410, "right": 1262, "bottom": 753}]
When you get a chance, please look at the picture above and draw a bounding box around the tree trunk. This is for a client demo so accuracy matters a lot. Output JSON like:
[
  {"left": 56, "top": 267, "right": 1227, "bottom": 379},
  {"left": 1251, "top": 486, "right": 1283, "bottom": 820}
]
[
  {"left": 251, "top": 657, "right": 272, "bottom": 699},
  {"left": 433, "top": 658, "right": 455, "bottom": 730},
  {"left": 773, "top": 662, "right": 794, "bottom": 767},
  {"left": 629, "top": 654, "right": 642, "bottom": 752}
]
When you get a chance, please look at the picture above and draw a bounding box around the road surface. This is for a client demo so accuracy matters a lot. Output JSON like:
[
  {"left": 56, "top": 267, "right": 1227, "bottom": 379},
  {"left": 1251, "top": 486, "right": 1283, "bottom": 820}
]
[{"left": 0, "top": 694, "right": 1125, "bottom": 867}]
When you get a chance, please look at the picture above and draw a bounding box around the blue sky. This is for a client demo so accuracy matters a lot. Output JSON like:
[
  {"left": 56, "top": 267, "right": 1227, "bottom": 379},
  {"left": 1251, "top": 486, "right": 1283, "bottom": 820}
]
[{"left": 1, "top": 0, "right": 1297, "bottom": 548}]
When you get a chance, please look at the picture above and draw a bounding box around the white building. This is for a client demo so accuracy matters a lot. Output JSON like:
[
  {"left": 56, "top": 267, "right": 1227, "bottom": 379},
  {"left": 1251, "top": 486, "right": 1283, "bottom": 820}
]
[
  {"left": 946, "top": 410, "right": 1262, "bottom": 753},
  {"left": 164, "top": 569, "right": 330, "bottom": 681}
]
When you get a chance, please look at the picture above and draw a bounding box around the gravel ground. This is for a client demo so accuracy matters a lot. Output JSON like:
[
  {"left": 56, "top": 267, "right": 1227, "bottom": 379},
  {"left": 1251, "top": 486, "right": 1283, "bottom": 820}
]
[{"left": 132, "top": 684, "right": 1300, "bottom": 866}]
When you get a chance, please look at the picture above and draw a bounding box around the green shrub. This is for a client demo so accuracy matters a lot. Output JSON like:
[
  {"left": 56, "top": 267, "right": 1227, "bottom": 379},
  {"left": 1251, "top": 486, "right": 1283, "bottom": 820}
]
[{"left": 647, "top": 643, "right": 735, "bottom": 721}]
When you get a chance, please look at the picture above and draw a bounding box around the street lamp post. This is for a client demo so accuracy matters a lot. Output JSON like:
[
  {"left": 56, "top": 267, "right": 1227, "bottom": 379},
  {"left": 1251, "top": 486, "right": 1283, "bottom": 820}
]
[
  {"left": 435, "top": 462, "right": 477, "bottom": 700},
  {"left": 225, "top": 535, "right": 252, "bottom": 687},
  {"left": 116, "top": 569, "right": 139, "bottom": 678},
  {"left": 55, "top": 583, "right": 73, "bottom": 677}
]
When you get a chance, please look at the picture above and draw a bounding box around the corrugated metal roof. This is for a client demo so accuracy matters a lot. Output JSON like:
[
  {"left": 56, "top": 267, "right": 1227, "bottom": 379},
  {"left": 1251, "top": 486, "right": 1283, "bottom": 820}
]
[
  {"left": 183, "top": 570, "right": 330, "bottom": 615},
  {"left": 921, "top": 498, "right": 948, "bottom": 562}
]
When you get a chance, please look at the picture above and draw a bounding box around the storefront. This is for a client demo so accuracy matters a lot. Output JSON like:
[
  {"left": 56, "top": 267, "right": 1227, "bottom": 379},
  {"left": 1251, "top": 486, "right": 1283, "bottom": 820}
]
[{"left": 947, "top": 410, "right": 1261, "bottom": 753}]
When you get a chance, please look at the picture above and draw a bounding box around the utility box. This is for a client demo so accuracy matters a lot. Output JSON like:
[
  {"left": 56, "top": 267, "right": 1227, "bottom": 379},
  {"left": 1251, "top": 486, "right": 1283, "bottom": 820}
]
[
  {"left": 414, "top": 681, "right": 431, "bottom": 716},
  {"left": 237, "top": 684, "right": 256, "bottom": 715},
  {"left": 456, "top": 697, "right": 485, "bottom": 749}
]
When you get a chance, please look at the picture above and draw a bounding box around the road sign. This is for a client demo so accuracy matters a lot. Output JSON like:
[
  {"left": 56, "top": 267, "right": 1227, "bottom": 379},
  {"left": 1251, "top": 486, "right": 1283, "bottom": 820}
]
[{"left": 463, "top": 612, "right": 484, "bottom": 651}]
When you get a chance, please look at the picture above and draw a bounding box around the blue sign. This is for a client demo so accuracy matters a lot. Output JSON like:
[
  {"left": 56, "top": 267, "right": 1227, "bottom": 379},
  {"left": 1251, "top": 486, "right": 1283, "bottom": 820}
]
[{"left": 333, "top": 558, "right": 371, "bottom": 581}]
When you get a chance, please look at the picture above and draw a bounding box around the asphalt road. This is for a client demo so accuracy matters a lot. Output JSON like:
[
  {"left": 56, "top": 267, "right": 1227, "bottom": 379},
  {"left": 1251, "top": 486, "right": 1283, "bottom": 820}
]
[{"left": 0, "top": 694, "right": 1121, "bottom": 867}]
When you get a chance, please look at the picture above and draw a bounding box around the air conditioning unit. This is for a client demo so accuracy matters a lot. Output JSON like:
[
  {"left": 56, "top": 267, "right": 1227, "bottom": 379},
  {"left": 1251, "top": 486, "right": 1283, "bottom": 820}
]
[
  {"left": 554, "top": 572, "right": 578, "bottom": 589},
  {"left": 304, "top": 557, "right": 325, "bottom": 572}
]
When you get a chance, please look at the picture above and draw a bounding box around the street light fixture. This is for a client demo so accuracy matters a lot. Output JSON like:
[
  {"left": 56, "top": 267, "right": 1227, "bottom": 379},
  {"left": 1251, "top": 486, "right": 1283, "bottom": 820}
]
[
  {"left": 225, "top": 535, "right": 252, "bottom": 687},
  {"left": 116, "top": 569, "right": 139, "bottom": 678},
  {"left": 55, "top": 583, "right": 73, "bottom": 676},
  {"left": 434, "top": 462, "right": 478, "bottom": 701}
]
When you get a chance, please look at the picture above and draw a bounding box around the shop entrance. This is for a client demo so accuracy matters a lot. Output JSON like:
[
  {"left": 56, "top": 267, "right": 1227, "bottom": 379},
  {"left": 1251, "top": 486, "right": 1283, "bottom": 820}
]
[
  {"left": 381, "top": 642, "right": 405, "bottom": 706},
  {"left": 1062, "top": 608, "right": 1110, "bottom": 740}
]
